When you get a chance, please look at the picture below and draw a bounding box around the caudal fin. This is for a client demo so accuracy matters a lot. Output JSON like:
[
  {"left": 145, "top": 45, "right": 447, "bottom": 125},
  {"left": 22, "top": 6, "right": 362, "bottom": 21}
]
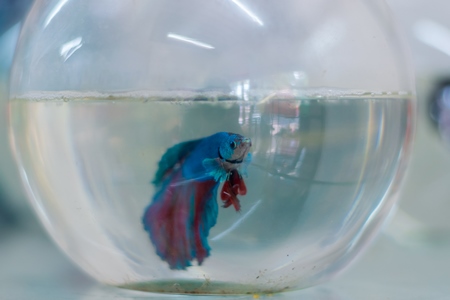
[{"left": 143, "top": 171, "right": 219, "bottom": 270}]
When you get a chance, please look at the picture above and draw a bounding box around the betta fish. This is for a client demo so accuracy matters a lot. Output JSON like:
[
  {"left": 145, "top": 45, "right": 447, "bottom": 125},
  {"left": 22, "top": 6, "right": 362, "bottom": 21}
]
[{"left": 142, "top": 132, "right": 252, "bottom": 270}]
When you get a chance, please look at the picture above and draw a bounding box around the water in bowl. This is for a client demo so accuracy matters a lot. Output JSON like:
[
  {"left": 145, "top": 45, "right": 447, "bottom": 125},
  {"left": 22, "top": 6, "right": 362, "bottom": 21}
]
[{"left": 9, "top": 91, "right": 412, "bottom": 294}]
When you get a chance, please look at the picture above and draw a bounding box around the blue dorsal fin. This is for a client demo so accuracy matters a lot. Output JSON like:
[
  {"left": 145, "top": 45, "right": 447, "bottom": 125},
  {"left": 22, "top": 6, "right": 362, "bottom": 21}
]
[{"left": 152, "top": 139, "right": 202, "bottom": 186}]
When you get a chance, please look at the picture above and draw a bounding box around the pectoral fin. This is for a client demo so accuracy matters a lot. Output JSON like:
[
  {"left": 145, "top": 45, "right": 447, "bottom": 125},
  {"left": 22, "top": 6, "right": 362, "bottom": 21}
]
[{"left": 202, "top": 158, "right": 227, "bottom": 182}]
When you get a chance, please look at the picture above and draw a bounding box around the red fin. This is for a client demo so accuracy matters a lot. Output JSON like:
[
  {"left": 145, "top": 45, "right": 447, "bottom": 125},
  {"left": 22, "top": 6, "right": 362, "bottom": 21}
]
[
  {"left": 143, "top": 170, "right": 219, "bottom": 270},
  {"left": 219, "top": 170, "right": 247, "bottom": 212},
  {"left": 220, "top": 180, "right": 241, "bottom": 211},
  {"left": 230, "top": 170, "right": 247, "bottom": 195}
]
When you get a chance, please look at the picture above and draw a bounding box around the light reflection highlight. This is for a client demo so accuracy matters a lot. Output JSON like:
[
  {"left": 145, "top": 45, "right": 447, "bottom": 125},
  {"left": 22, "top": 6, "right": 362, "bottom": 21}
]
[
  {"left": 231, "top": 0, "right": 263, "bottom": 26},
  {"left": 60, "top": 37, "right": 83, "bottom": 62},
  {"left": 44, "top": 0, "right": 69, "bottom": 27},
  {"left": 167, "top": 33, "right": 215, "bottom": 49},
  {"left": 211, "top": 199, "right": 262, "bottom": 241}
]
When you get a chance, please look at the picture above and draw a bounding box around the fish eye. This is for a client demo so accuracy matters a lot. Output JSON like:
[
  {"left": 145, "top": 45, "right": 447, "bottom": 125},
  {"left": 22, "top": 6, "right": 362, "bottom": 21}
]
[{"left": 230, "top": 141, "right": 237, "bottom": 149}]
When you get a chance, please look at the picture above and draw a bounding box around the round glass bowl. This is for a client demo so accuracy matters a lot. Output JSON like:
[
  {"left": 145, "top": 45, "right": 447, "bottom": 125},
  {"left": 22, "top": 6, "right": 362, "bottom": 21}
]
[{"left": 9, "top": 0, "right": 414, "bottom": 295}]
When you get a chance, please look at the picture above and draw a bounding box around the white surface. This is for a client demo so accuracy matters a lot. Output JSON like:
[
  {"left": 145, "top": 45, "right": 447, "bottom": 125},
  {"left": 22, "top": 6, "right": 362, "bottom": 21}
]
[{"left": 1, "top": 227, "right": 449, "bottom": 300}]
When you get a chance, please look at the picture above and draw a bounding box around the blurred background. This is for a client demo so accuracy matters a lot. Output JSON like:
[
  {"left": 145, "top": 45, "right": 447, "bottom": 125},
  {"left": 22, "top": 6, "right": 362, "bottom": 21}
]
[
  {"left": 0, "top": 0, "right": 450, "bottom": 298},
  {"left": 0, "top": 0, "right": 34, "bottom": 234},
  {"left": 385, "top": 0, "right": 450, "bottom": 244}
]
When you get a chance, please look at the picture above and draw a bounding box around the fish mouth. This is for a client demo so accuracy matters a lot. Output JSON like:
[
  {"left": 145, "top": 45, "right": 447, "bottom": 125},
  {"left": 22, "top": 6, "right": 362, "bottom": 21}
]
[{"left": 241, "top": 137, "right": 252, "bottom": 147}]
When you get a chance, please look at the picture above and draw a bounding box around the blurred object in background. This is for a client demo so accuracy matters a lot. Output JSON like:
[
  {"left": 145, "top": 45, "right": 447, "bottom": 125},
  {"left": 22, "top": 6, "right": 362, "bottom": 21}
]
[
  {"left": 430, "top": 80, "right": 450, "bottom": 147},
  {"left": 0, "top": 0, "right": 35, "bottom": 232},
  {"left": 0, "top": 0, "right": 34, "bottom": 36},
  {"left": 386, "top": 0, "right": 450, "bottom": 245}
]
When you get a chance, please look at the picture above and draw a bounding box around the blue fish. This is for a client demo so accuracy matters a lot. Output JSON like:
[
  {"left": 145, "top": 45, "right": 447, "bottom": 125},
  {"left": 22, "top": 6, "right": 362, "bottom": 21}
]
[{"left": 143, "top": 132, "right": 252, "bottom": 270}]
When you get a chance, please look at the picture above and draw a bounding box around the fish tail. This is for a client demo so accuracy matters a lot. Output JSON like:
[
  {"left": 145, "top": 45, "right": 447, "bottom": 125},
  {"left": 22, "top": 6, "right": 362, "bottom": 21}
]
[
  {"left": 143, "top": 170, "right": 219, "bottom": 269},
  {"left": 143, "top": 171, "right": 193, "bottom": 269},
  {"left": 192, "top": 182, "right": 219, "bottom": 264}
]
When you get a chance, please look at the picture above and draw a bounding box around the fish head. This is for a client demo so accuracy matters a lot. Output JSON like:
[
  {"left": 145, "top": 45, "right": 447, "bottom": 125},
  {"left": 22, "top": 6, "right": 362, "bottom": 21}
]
[{"left": 218, "top": 133, "right": 252, "bottom": 166}]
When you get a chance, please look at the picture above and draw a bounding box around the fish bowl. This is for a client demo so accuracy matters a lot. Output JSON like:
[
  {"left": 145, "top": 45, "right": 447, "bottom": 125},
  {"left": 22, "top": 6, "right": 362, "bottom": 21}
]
[{"left": 9, "top": 0, "right": 414, "bottom": 295}]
